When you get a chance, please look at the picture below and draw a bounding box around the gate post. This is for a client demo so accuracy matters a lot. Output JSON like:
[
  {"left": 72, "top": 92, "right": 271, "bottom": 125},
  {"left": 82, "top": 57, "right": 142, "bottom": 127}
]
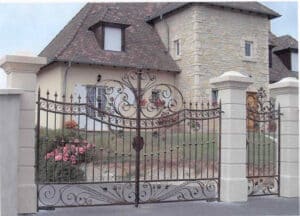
[
  {"left": 0, "top": 55, "right": 47, "bottom": 214},
  {"left": 269, "top": 77, "right": 299, "bottom": 197},
  {"left": 210, "top": 71, "right": 252, "bottom": 202}
]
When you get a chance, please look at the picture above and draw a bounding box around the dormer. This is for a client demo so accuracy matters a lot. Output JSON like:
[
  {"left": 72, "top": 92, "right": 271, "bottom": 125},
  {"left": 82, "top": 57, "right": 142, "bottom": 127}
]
[
  {"left": 273, "top": 35, "right": 298, "bottom": 72},
  {"left": 89, "top": 21, "right": 130, "bottom": 52}
]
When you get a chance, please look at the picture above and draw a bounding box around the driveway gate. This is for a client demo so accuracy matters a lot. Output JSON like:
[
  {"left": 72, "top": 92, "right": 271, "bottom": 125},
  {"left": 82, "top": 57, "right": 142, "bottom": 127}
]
[
  {"left": 246, "top": 88, "right": 281, "bottom": 196},
  {"left": 36, "top": 71, "right": 222, "bottom": 209}
]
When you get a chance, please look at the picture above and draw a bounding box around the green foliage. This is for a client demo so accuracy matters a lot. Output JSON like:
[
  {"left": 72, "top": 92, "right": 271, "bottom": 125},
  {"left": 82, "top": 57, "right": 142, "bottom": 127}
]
[{"left": 38, "top": 158, "right": 84, "bottom": 182}]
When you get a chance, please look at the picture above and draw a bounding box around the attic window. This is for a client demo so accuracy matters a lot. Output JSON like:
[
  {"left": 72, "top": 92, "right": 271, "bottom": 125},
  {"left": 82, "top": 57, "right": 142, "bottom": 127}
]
[
  {"left": 89, "top": 22, "right": 128, "bottom": 52},
  {"left": 104, "top": 26, "right": 122, "bottom": 51},
  {"left": 291, "top": 52, "right": 298, "bottom": 72}
]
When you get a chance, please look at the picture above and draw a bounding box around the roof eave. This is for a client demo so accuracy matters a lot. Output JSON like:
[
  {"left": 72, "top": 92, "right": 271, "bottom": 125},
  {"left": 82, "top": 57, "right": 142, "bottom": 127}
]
[
  {"left": 146, "top": 2, "right": 281, "bottom": 23},
  {"left": 39, "top": 58, "right": 181, "bottom": 74}
]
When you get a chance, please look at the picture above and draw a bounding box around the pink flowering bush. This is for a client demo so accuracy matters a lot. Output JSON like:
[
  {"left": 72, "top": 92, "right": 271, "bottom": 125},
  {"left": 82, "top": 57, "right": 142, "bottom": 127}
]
[
  {"left": 40, "top": 139, "right": 95, "bottom": 182},
  {"left": 38, "top": 124, "right": 96, "bottom": 182},
  {"left": 44, "top": 139, "right": 95, "bottom": 165}
]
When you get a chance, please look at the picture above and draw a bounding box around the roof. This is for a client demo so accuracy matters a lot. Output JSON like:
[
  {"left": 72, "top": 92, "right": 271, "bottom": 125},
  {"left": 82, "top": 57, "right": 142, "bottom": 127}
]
[
  {"left": 269, "top": 53, "right": 297, "bottom": 83},
  {"left": 146, "top": 2, "right": 280, "bottom": 22},
  {"left": 40, "top": 2, "right": 280, "bottom": 72},
  {"left": 273, "top": 35, "right": 298, "bottom": 52},
  {"left": 269, "top": 32, "right": 298, "bottom": 83},
  {"left": 39, "top": 3, "right": 180, "bottom": 73}
]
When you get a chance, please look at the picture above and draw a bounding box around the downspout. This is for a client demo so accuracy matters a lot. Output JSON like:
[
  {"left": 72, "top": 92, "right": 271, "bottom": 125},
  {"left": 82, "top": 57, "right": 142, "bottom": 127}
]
[
  {"left": 62, "top": 61, "right": 72, "bottom": 102},
  {"left": 160, "top": 14, "right": 169, "bottom": 53}
]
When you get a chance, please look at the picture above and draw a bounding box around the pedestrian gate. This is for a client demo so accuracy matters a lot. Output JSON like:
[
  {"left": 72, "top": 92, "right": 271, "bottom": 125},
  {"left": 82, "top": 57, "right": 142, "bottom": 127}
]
[{"left": 246, "top": 88, "right": 281, "bottom": 196}]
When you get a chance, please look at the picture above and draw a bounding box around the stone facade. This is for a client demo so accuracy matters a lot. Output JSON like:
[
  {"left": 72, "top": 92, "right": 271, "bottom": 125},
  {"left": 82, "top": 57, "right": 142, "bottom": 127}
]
[{"left": 154, "top": 4, "right": 270, "bottom": 101}]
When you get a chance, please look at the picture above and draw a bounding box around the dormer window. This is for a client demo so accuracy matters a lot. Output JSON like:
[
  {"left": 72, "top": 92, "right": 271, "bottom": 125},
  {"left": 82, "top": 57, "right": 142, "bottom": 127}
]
[
  {"left": 104, "top": 26, "right": 122, "bottom": 51},
  {"left": 291, "top": 52, "right": 298, "bottom": 72},
  {"left": 89, "top": 21, "right": 128, "bottom": 52}
]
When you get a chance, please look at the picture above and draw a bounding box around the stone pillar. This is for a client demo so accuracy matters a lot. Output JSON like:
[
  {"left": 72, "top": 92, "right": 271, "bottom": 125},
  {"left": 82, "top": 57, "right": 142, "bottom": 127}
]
[
  {"left": 0, "top": 55, "right": 47, "bottom": 214},
  {"left": 269, "top": 77, "right": 299, "bottom": 197},
  {"left": 0, "top": 89, "right": 23, "bottom": 216},
  {"left": 210, "top": 71, "right": 253, "bottom": 202}
]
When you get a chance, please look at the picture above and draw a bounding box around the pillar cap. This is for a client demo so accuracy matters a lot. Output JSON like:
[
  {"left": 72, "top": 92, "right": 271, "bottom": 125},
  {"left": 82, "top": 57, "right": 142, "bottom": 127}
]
[
  {"left": 210, "top": 71, "right": 253, "bottom": 90},
  {"left": 270, "top": 77, "right": 299, "bottom": 90},
  {"left": 269, "top": 77, "right": 298, "bottom": 96},
  {"left": 0, "top": 55, "right": 47, "bottom": 74}
]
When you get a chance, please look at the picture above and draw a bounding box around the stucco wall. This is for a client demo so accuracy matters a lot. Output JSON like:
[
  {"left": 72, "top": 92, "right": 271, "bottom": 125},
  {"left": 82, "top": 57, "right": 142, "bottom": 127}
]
[
  {"left": 37, "top": 62, "right": 64, "bottom": 98},
  {"left": 37, "top": 63, "right": 176, "bottom": 128},
  {"left": 64, "top": 64, "right": 176, "bottom": 101},
  {"left": 154, "top": 4, "right": 270, "bottom": 100}
]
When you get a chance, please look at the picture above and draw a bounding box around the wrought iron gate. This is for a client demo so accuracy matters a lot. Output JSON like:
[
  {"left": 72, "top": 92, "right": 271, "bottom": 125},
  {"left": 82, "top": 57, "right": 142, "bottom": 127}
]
[
  {"left": 36, "top": 71, "right": 222, "bottom": 209},
  {"left": 246, "top": 88, "right": 281, "bottom": 196}
]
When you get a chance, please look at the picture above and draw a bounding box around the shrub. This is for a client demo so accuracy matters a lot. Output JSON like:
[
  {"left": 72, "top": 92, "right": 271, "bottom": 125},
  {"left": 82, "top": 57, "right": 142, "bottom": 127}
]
[
  {"left": 38, "top": 121, "right": 95, "bottom": 182},
  {"left": 39, "top": 158, "right": 85, "bottom": 182}
]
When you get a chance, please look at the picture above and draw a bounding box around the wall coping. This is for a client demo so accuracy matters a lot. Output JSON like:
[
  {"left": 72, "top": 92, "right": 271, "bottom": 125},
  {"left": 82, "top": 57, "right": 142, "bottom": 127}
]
[
  {"left": 0, "top": 55, "right": 47, "bottom": 66},
  {"left": 269, "top": 77, "right": 299, "bottom": 90},
  {"left": 0, "top": 55, "right": 47, "bottom": 74},
  {"left": 0, "top": 88, "right": 24, "bottom": 95},
  {"left": 210, "top": 71, "right": 253, "bottom": 89}
]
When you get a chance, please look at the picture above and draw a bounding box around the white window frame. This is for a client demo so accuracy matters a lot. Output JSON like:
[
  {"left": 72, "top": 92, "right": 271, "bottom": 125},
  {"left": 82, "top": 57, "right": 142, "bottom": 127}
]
[
  {"left": 241, "top": 37, "right": 257, "bottom": 62},
  {"left": 104, "top": 26, "right": 122, "bottom": 52},
  {"left": 291, "top": 52, "right": 298, "bottom": 72},
  {"left": 86, "top": 85, "right": 107, "bottom": 113}
]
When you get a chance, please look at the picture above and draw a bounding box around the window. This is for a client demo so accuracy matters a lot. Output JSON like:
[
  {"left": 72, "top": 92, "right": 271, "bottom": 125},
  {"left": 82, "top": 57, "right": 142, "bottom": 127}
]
[
  {"left": 174, "top": 39, "right": 181, "bottom": 57},
  {"left": 245, "top": 41, "right": 253, "bottom": 57},
  {"left": 212, "top": 89, "right": 218, "bottom": 106},
  {"left": 86, "top": 86, "right": 107, "bottom": 115},
  {"left": 104, "top": 26, "right": 122, "bottom": 51},
  {"left": 291, "top": 52, "right": 298, "bottom": 72},
  {"left": 96, "top": 87, "right": 107, "bottom": 112}
]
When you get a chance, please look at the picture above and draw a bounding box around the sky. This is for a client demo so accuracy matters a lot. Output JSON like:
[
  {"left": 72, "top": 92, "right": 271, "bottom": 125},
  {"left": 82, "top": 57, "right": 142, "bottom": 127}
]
[{"left": 0, "top": 1, "right": 298, "bottom": 88}]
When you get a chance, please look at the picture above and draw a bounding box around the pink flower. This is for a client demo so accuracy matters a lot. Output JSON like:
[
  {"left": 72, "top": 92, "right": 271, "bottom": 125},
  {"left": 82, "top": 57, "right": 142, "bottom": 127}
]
[
  {"left": 63, "top": 146, "right": 69, "bottom": 153},
  {"left": 45, "top": 152, "right": 54, "bottom": 160},
  {"left": 53, "top": 148, "right": 60, "bottom": 155},
  {"left": 63, "top": 152, "right": 69, "bottom": 162},
  {"left": 87, "top": 143, "right": 92, "bottom": 149},
  {"left": 78, "top": 146, "right": 86, "bottom": 154},
  {"left": 70, "top": 155, "right": 77, "bottom": 164},
  {"left": 73, "top": 139, "right": 80, "bottom": 144},
  {"left": 55, "top": 153, "right": 63, "bottom": 161}
]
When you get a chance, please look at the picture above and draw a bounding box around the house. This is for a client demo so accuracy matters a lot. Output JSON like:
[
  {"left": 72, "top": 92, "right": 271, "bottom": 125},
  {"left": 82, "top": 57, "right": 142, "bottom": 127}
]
[
  {"left": 37, "top": 2, "right": 280, "bottom": 107},
  {"left": 269, "top": 32, "right": 298, "bottom": 83}
]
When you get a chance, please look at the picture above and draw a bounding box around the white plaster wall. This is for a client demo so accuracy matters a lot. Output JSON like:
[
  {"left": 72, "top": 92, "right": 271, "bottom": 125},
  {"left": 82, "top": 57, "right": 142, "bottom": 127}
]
[{"left": 0, "top": 92, "right": 21, "bottom": 216}]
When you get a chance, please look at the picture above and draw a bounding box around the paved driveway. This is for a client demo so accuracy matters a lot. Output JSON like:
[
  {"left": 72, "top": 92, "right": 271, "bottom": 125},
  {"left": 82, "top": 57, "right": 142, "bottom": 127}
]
[{"left": 33, "top": 196, "right": 298, "bottom": 216}]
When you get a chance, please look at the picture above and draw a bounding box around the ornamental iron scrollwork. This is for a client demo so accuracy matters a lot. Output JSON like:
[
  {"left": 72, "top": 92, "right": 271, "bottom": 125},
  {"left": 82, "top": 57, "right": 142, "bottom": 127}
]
[
  {"left": 88, "top": 71, "right": 185, "bottom": 119},
  {"left": 247, "top": 87, "right": 276, "bottom": 115},
  {"left": 38, "top": 180, "right": 218, "bottom": 208},
  {"left": 248, "top": 177, "right": 279, "bottom": 196}
]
